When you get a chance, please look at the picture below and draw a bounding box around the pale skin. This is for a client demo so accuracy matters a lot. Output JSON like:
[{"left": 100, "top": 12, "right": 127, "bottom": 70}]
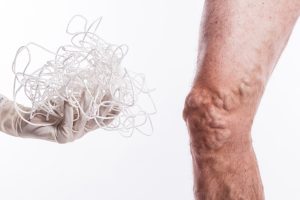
[{"left": 183, "top": 0, "right": 300, "bottom": 199}]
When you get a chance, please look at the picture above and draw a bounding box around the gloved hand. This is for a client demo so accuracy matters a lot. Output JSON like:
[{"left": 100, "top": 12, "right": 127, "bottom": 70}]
[{"left": 0, "top": 91, "right": 119, "bottom": 143}]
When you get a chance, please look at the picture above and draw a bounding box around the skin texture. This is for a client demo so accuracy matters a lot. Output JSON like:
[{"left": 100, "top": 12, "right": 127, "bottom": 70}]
[{"left": 183, "top": 0, "right": 300, "bottom": 199}]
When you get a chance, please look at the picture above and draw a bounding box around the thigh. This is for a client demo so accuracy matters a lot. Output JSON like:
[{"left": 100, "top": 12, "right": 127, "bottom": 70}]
[{"left": 190, "top": 0, "right": 299, "bottom": 117}]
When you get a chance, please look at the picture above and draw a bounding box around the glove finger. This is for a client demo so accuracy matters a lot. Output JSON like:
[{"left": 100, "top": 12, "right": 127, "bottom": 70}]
[
  {"left": 86, "top": 92, "right": 119, "bottom": 129},
  {"left": 56, "top": 101, "right": 74, "bottom": 143},
  {"left": 81, "top": 87, "right": 105, "bottom": 131},
  {"left": 102, "top": 104, "right": 120, "bottom": 125},
  {"left": 73, "top": 90, "right": 90, "bottom": 138}
]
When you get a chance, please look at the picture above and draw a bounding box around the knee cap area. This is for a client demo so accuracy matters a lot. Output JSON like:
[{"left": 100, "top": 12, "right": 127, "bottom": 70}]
[{"left": 183, "top": 89, "right": 233, "bottom": 150}]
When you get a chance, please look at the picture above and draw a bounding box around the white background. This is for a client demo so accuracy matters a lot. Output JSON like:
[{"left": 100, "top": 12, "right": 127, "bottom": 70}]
[{"left": 0, "top": 0, "right": 299, "bottom": 199}]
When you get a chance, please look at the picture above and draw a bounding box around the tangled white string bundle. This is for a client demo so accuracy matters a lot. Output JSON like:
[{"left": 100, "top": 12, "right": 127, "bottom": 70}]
[{"left": 12, "top": 15, "right": 156, "bottom": 136}]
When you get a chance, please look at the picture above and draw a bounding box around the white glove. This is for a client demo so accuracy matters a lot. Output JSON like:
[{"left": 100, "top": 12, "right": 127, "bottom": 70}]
[{"left": 0, "top": 92, "right": 118, "bottom": 143}]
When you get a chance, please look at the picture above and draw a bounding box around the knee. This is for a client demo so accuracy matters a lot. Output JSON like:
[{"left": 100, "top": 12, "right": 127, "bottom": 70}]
[
  {"left": 183, "top": 87, "right": 234, "bottom": 150},
  {"left": 183, "top": 66, "right": 266, "bottom": 151}
]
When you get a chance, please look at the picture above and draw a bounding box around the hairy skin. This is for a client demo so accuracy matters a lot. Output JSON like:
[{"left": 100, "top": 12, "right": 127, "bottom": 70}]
[{"left": 183, "top": 0, "right": 300, "bottom": 199}]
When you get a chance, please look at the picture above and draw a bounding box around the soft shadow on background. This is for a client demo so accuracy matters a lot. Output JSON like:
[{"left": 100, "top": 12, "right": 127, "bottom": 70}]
[{"left": 0, "top": 0, "right": 299, "bottom": 199}]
